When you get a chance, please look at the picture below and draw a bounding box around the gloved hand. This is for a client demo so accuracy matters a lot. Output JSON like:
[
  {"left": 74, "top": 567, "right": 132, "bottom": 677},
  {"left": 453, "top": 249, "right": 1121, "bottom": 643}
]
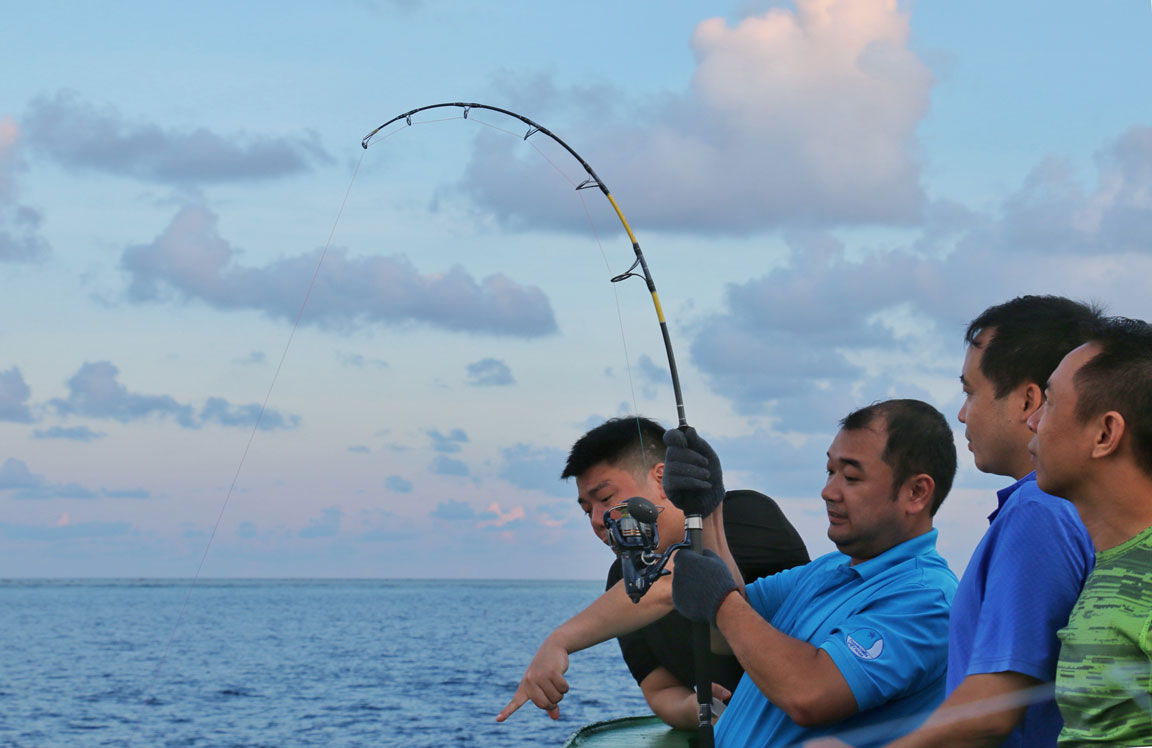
[
  {"left": 672, "top": 549, "right": 739, "bottom": 626},
  {"left": 662, "top": 427, "right": 725, "bottom": 518}
]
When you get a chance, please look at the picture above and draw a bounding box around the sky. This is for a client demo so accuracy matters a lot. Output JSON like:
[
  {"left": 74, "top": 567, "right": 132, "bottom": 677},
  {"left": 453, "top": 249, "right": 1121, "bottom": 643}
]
[{"left": 2, "top": 0, "right": 1151, "bottom": 579}]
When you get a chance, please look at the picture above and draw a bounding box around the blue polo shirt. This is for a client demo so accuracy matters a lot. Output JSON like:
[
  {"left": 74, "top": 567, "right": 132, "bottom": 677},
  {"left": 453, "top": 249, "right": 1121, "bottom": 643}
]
[
  {"left": 715, "top": 529, "right": 957, "bottom": 748},
  {"left": 947, "top": 473, "right": 1094, "bottom": 748}
]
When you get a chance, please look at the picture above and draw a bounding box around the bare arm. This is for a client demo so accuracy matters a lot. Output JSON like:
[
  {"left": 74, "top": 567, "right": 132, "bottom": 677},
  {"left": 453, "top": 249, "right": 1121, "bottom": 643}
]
[
  {"left": 496, "top": 576, "right": 675, "bottom": 721},
  {"left": 703, "top": 501, "right": 745, "bottom": 598},
  {"left": 700, "top": 502, "right": 742, "bottom": 656},
  {"left": 877, "top": 672, "right": 1041, "bottom": 748},
  {"left": 638, "top": 667, "right": 731, "bottom": 730},
  {"left": 714, "top": 591, "right": 858, "bottom": 727}
]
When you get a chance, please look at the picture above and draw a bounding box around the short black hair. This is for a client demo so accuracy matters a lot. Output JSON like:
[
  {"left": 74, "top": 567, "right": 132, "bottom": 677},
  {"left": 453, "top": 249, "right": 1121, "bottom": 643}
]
[
  {"left": 965, "top": 295, "right": 1104, "bottom": 398},
  {"left": 840, "top": 399, "right": 957, "bottom": 515},
  {"left": 1074, "top": 317, "right": 1152, "bottom": 478},
  {"left": 561, "top": 417, "right": 667, "bottom": 480}
]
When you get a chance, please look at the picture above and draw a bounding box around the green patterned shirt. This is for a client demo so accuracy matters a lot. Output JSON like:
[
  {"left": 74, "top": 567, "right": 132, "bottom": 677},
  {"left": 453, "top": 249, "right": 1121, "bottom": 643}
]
[{"left": 1056, "top": 522, "right": 1152, "bottom": 747}]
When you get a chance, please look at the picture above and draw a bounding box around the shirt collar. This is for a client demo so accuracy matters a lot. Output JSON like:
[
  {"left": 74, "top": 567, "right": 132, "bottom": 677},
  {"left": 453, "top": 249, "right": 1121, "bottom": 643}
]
[
  {"left": 989, "top": 471, "right": 1037, "bottom": 522},
  {"left": 843, "top": 528, "right": 939, "bottom": 580}
]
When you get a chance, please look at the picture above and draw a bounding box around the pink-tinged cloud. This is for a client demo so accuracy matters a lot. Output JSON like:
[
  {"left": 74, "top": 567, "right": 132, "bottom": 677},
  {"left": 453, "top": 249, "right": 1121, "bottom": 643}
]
[
  {"left": 477, "top": 503, "right": 526, "bottom": 529},
  {"left": 460, "top": 0, "right": 930, "bottom": 233},
  {"left": 121, "top": 205, "right": 558, "bottom": 337}
]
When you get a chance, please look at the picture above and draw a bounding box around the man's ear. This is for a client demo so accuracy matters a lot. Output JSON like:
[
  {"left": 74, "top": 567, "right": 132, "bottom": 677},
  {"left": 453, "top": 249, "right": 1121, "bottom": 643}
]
[
  {"left": 1092, "top": 411, "right": 1127, "bottom": 460},
  {"left": 903, "top": 474, "right": 936, "bottom": 516},
  {"left": 1020, "top": 382, "right": 1045, "bottom": 423},
  {"left": 653, "top": 462, "right": 667, "bottom": 501}
]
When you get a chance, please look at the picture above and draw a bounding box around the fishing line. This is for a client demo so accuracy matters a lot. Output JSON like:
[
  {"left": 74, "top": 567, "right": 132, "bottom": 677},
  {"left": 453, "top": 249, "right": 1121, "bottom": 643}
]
[
  {"left": 133, "top": 149, "right": 367, "bottom": 732},
  {"left": 572, "top": 187, "right": 649, "bottom": 476}
]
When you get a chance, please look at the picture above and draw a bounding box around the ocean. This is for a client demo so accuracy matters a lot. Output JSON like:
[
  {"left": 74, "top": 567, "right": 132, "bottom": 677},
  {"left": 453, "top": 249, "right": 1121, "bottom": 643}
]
[{"left": 0, "top": 579, "right": 651, "bottom": 747}]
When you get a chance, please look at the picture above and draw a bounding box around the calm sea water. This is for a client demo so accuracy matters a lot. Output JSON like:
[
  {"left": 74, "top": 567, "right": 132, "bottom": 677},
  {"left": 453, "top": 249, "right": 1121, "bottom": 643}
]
[{"left": 0, "top": 579, "right": 651, "bottom": 747}]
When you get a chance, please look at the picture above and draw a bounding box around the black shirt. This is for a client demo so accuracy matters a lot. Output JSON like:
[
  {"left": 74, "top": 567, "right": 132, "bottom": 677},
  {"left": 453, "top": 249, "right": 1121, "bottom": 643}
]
[{"left": 605, "top": 490, "right": 810, "bottom": 693}]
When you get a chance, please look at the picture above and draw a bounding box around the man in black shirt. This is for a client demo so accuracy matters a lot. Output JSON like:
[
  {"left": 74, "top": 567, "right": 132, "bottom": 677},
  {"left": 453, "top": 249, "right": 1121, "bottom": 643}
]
[{"left": 497, "top": 417, "right": 809, "bottom": 729}]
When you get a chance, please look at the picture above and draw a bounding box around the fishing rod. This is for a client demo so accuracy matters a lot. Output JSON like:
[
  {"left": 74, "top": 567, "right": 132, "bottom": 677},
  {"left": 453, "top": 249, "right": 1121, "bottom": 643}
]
[{"left": 364, "top": 103, "right": 714, "bottom": 745}]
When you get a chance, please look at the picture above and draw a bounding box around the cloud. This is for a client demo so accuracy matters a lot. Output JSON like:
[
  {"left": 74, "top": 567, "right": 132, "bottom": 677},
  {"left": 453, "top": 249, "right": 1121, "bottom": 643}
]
[
  {"left": 0, "top": 458, "right": 150, "bottom": 500},
  {"left": 31, "top": 425, "right": 106, "bottom": 442},
  {"left": 338, "top": 352, "right": 388, "bottom": 369},
  {"left": 347, "top": 445, "right": 370, "bottom": 454},
  {"left": 466, "top": 358, "right": 515, "bottom": 386},
  {"left": 0, "top": 117, "right": 49, "bottom": 263},
  {"left": 477, "top": 502, "right": 526, "bottom": 529},
  {"left": 0, "top": 366, "right": 33, "bottom": 422},
  {"left": 430, "top": 456, "right": 469, "bottom": 477},
  {"left": 427, "top": 428, "right": 468, "bottom": 453},
  {"left": 23, "top": 91, "right": 330, "bottom": 184},
  {"left": 498, "top": 443, "right": 570, "bottom": 497},
  {"left": 459, "top": 0, "right": 930, "bottom": 233},
  {"left": 50, "top": 361, "right": 195, "bottom": 425},
  {"left": 298, "top": 508, "right": 341, "bottom": 538},
  {"left": 430, "top": 500, "right": 475, "bottom": 520},
  {"left": 0, "top": 520, "right": 133, "bottom": 540},
  {"left": 636, "top": 354, "right": 670, "bottom": 399},
  {"left": 199, "top": 397, "right": 300, "bottom": 430},
  {"left": 121, "top": 204, "right": 558, "bottom": 337},
  {"left": 685, "top": 124, "right": 1152, "bottom": 430},
  {"left": 385, "top": 475, "right": 413, "bottom": 493},
  {"left": 232, "top": 351, "right": 266, "bottom": 366},
  {"left": 49, "top": 361, "right": 298, "bottom": 430}
]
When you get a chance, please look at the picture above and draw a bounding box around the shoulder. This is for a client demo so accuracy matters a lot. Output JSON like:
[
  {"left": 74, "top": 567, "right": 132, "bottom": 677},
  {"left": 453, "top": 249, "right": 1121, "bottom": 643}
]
[
  {"left": 876, "top": 549, "right": 958, "bottom": 601},
  {"left": 997, "top": 480, "right": 1092, "bottom": 545},
  {"left": 722, "top": 489, "right": 785, "bottom": 519}
]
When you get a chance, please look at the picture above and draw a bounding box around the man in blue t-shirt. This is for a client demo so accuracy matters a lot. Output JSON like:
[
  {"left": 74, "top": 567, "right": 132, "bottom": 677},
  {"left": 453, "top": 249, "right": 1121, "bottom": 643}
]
[
  {"left": 862, "top": 296, "right": 1101, "bottom": 748},
  {"left": 665, "top": 399, "right": 959, "bottom": 748}
]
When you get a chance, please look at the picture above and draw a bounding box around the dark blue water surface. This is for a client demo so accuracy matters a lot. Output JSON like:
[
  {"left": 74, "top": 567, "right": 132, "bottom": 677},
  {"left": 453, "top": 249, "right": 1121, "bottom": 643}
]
[{"left": 0, "top": 579, "right": 650, "bottom": 747}]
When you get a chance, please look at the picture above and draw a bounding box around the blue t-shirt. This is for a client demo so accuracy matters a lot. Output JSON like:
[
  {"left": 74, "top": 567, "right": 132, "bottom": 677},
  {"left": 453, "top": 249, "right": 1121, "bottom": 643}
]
[
  {"left": 947, "top": 472, "right": 1094, "bottom": 748},
  {"left": 715, "top": 529, "right": 957, "bottom": 748}
]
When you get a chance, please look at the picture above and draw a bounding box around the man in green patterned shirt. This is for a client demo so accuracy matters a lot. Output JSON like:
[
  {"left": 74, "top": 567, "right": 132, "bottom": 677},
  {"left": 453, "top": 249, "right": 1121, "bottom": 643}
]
[{"left": 1027, "top": 316, "right": 1152, "bottom": 747}]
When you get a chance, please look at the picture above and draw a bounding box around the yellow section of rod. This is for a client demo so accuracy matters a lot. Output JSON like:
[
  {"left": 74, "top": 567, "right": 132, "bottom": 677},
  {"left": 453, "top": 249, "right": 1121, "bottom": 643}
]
[
  {"left": 605, "top": 193, "right": 640, "bottom": 247},
  {"left": 651, "top": 291, "right": 667, "bottom": 324}
]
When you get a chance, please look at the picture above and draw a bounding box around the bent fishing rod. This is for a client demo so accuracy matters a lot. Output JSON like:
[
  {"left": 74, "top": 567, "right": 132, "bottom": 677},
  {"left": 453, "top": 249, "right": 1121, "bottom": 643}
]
[{"left": 364, "top": 102, "right": 714, "bottom": 744}]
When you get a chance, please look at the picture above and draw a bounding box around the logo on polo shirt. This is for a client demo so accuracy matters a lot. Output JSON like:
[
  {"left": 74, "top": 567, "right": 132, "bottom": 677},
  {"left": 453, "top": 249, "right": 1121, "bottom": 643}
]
[{"left": 846, "top": 628, "right": 884, "bottom": 660}]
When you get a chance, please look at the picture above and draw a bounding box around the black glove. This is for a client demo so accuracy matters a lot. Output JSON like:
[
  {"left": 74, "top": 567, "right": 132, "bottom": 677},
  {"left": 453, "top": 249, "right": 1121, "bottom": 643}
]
[
  {"left": 672, "top": 549, "right": 739, "bottom": 626},
  {"left": 662, "top": 427, "right": 725, "bottom": 518}
]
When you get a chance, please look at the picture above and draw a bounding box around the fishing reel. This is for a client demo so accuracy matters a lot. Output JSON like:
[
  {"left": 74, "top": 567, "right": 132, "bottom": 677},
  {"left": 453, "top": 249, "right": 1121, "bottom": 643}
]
[{"left": 604, "top": 496, "right": 690, "bottom": 603}]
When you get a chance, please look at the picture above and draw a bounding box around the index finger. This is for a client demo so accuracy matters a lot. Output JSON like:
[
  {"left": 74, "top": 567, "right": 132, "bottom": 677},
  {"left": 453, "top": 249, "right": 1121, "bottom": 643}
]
[{"left": 496, "top": 691, "right": 529, "bottom": 722}]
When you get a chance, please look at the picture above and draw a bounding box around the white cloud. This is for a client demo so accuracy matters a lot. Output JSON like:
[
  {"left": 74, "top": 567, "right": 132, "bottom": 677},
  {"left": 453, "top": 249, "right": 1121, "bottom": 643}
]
[{"left": 460, "top": 0, "right": 931, "bottom": 233}]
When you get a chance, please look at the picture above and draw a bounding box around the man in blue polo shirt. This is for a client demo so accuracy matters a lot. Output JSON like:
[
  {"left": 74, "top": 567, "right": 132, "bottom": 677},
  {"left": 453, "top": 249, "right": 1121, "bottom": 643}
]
[
  {"left": 856, "top": 297, "right": 1100, "bottom": 748},
  {"left": 664, "top": 399, "right": 959, "bottom": 747}
]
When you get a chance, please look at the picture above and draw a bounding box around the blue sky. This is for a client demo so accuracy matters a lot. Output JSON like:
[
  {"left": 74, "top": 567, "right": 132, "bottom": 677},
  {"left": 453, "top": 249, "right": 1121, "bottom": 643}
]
[{"left": 2, "top": 0, "right": 1151, "bottom": 578}]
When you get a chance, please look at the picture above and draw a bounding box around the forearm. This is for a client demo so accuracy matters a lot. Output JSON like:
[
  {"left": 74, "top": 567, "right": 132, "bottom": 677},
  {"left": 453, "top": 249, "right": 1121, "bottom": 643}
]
[
  {"left": 715, "top": 593, "right": 856, "bottom": 726},
  {"left": 644, "top": 683, "right": 701, "bottom": 731},
  {"left": 703, "top": 504, "right": 745, "bottom": 598},
  {"left": 881, "top": 673, "right": 1038, "bottom": 748},
  {"left": 550, "top": 578, "right": 675, "bottom": 654}
]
